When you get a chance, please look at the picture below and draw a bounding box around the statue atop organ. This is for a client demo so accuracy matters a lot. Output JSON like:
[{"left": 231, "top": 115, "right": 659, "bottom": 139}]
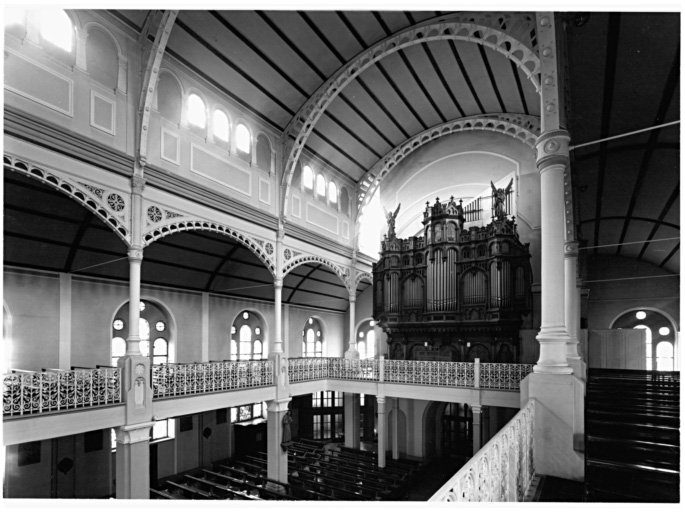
[{"left": 373, "top": 191, "right": 532, "bottom": 363}]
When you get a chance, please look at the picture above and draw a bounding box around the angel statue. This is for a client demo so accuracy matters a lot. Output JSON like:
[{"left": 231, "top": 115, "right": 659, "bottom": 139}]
[
  {"left": 384, "top": 203, "right": 401, "bottom": 239},
  {"left": 491, "top": 179, "right": 513, "bottom": 219}
]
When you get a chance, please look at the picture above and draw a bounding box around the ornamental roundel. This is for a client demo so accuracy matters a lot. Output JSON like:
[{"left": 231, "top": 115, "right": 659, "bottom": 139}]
[
  {"left": 107, "top": 193, "right": 125, "bottom": 212},
  {"left": 265, "top": 243, "right": 274, "bottom": 255},
  {"left": 284, "top": 248, "right": 292, "bottom": 260},
  {"left": 147, "top": 206, "right": 163, "bottom": 223}
]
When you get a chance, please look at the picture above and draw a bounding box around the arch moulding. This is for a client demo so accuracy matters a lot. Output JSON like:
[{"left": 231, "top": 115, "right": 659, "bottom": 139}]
[
  {"left": 280, "top": 12, "right": 541, "bottom": 217},
  {"left": 282, "top": 254, "right": 352, "bottom": 293},
  {"left": 355, "top": 114, "right": 540, "bottom": 220}
]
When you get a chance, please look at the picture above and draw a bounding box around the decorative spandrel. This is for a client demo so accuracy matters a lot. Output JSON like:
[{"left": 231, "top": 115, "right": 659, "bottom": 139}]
[{"left": 373, "top": 192, "right": 532, "bottom": 364}]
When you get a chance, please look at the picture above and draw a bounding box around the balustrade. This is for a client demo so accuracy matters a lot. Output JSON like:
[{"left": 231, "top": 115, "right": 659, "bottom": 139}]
[
  {"left": 3, "top": 368, "right": 121, "bottom": 416},
  {"left": 3, "top": 359, "right": 532, "bottom": 416},
  {"left": 152, "top": 360, "right": 273, "bottom": 398},
  {"left": 429, "top": 399, "right": 536, "bottom": 502}
]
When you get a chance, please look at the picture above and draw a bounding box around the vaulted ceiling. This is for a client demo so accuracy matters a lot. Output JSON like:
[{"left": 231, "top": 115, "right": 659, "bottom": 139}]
[{"left": 3, "top": 10, "right": 680, "bottom": 308}]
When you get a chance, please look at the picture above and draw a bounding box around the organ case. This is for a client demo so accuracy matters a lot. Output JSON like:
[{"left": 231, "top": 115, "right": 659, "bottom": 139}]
[{"left": 373, "top": 196, "right": 532, "bottom": 362}]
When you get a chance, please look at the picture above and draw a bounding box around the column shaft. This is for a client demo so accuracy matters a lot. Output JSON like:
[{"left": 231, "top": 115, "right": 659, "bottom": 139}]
[
  {"left": 344, "top": 393, "right": 360, "bottom": 449},
  {"left": 471, "top": 404, "right": 482, "bottom": 454},
  {"left": 534, "top": 131, "right": 572, "bottom": 374},
  {"left": 115, "top": 423, "right": 153, "bottom": 499},
  {"left": 266, "top": 398, "right": 291, "bottom": 483},
  {"left": 345, "top": 295, "right": 359, "bottom": 359},
  {"left": 391, "top": 397, "right": 399, "bottom": 460},
  {"left": 565, "top": 242, "right": 582, "bottom": 376},
  {"left": 377, "top": 396, "right": 386, "bottom": 468},
  {"left": 273, "top": 279, "right": 283, "bottom": 354}
]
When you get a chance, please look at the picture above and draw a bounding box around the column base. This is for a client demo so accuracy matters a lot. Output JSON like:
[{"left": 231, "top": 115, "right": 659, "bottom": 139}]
[
  {"left": 520, "top": 373, "right": 584, "bottom": 481},
  {"left": 536, "top": 326, "right": 572, "bottom": 374}
]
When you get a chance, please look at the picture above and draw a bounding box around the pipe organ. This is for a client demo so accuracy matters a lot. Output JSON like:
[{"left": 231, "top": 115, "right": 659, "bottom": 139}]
[{"left": 373, "top": 196, "right": 532, "bottom": 363}]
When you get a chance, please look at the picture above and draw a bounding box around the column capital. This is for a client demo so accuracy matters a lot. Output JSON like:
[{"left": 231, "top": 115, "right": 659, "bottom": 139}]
[
  {"left": 267, "top": 397, "right": 292, "bottom": 413},
  {"left": 349, "top": 294, "right": 357, "bottom": 303},
  {"left": 536, "top": 130, "right": 570, "bottom": 171},
  {"left": 470, "top": 404, "right": 482, "bottom": 415},
  {"left": 564, "top": 240, "right": 579, "bottom": 257},
  {"left": 131, "top": 175, "right": 146, "bottom": 195},
  {"left": 115, "top": 421, "right": 154, "bottom": 444},
  {"left": 274, "top": 277, "right": 283, "bottom": 289},
  {"left": 128, "top": 248, "right": 144, "bottom": 262},
  {"left": 376, "top": 396, "right": 386, "bottom": 405}
]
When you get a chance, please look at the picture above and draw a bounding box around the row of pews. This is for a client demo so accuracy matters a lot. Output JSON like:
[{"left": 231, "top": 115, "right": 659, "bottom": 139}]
[
  {"left": 585, "top": 368, "right": 680, "bottom": 502},
  {"left": 151, "top": 440, "right": 422, "bottom": 500},
  {"left": 151, "top": 463, "right": 296, "bottom": 500},
  {"left": 242, "top": 439, "right": 420, "bottom": 500}
]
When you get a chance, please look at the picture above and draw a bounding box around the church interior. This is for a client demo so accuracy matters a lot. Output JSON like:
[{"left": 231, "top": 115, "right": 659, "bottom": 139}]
[{"left": 2, "top": 7, "right": 680, "bottom": 502}]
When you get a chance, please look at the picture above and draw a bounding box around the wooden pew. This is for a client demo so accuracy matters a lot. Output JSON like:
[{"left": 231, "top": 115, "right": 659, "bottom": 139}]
[
  {"left": 188, "top": 474, "right": 257, "bottom": 500},
  {"left": 150, "top": 488, "right": 180, "bottom": 499},
  {"left": 165, "top": 480, "right": 212, "bottom": 499}
]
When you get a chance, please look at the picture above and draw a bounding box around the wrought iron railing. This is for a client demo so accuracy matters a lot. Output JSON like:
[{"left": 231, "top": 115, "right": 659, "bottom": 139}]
[
  {"left": 152, "top": 360, "right": 274, "bottom": 398},
  {"left": 288, "top": 358, "right": 379, "bottom": 382},
  {"left": 430, "top": 399, "right": 536, "bottom": 502},
  {"left": 480, "top": 363, "right": 535, "bottom": 390},
  {"left": 3, "top": 368, "right": 121, "bottom": 417},
  {"left": 384, "top": 360, "right": 475, "bottom": 387}
]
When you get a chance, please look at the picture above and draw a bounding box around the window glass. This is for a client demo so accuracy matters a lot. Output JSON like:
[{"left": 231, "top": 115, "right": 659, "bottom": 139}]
[
  {"left": 213, "top": 110, "right": 229, "bottom": 142},
  {"left": 328, "top": 181, "right": 338, "bottom": 203},
  {"left": 187, "top": 94, "right": 207, "bottom": 128},
  {"left": 236, "top": 124, "right": 251, "bottom": 153},
  {"left": 39, "top": 10, "right": 73, "bottom": 52},
  {"left": 113, "top": 319, "right": 124, "bottom": 331},
  {"left": 316, "top": 174, "right": 326, "bottom": 197},
  {"left": 303, "top": 166, "right": 314, "bottom": 190},
  {"left": 656, "top": 342, "right": 674, "bottom": 371}
]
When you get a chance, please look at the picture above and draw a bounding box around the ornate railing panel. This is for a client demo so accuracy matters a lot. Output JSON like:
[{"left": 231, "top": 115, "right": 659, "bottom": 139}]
[
  {"left": 429, "top": 399, "right": 535, "bottom": 502},
  {"left": 480, "top": 363, "right": 535, "bottom": 390},
  {"left": 3, "top": 368, "right": 121, "bottom": 416},
  {"left": 152, "top": 360, "right": 274, "bottom": 398},
  {"left": 385, "top": 360, "right": 475, "bottom": 387},
  {"left": 288, "top": 358, "right": 330, "bottom": 383},
  {"left": 328, "top": 358, "right": 379, "bottom": 381}
]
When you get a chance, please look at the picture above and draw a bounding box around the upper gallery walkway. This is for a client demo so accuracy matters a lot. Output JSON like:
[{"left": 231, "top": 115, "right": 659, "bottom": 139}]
[{"left": 3, "top": 358, "right": 532, "bottom": 445}]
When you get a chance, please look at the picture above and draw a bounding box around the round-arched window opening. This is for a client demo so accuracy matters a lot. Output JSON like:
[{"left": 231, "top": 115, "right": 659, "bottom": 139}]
[
  {"left": 111, "top": 301, "right": 172, "bottom": 367},
  {"left": 612, "top": 309, "right": 677, "bottom": 372},
  {"left": 187, "top": 94, "right": 207, "bottom": 129},
  {"left": 39, "top": 10, "right": 73, "bottom": 52},
  {"left": 303, "top": 166, "right": 314, "bottom": 190},
  {"left": 316, "top": 174, "right": 326, "bottom": 198},
  {"left": 113, "top": 319, "right": 124, "bottom": 331},
  {"left": 303, "top": 317, "right": 324, "bottom": 357},
  {"left": 231, "top": 310, "right": 266, "bottom": 361},
  {"left": 236, "top": 124, "right": 251, "bottom": 154},
  {"left": 156, "top": 321, "right": 166, "bottom": 332},
  {"left": 328, "top": 181, "right": 338, "bottom": 204},
  {"left": 356, "top": 319, "right": 376, "bottom": 359},
  {"left": 213, "top": 109, "right": 229, "bottom": 142}
]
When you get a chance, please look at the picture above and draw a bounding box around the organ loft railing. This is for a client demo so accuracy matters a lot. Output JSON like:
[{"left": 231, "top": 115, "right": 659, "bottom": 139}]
[{"left": 373, "top": 189, "right": 532, "bottom": 364}]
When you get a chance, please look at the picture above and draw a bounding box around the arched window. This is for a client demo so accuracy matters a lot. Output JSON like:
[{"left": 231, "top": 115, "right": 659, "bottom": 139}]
[
  {"left": 303, "top": 165, "right": 314, "bottom": 191},
  {"left": 256, "top": 134, "right": 271, "bottom": 170},
  {"left": 328, "top": 181, "right": 338, "bottom": 204},
  {"left": 303, "top": 317, "right": 324, "bottom": 357},
  {"left": 157, "top": 73, "right": 182, "bottom": 124},
  {"left": 231, "top": 401, "right": 267, "bottom": 423},
  {"left": 86, "top": 28, "right": 118, "bottom": 89},
  {"left": 213, "top": 109, "right": 229, "bottom": 142},
  {"left": 187, "top": 93, "right": 207, "bottom": 129},
  {"left": 316, "top": 174, "right": 326, "bottom": 198},
  {"left": 612, "top": 309, "right": 677, "bottom": 372},
  {"left": 5, "top": 9, "right": 27, "bottom": 39},
  {"left": 231, "top": 310, "right": 265, "bottom": 360},
  {"left": 111, "top": 300, "right": 171, "bottom": 367},
  {"left": 356, "top": 319, "right": 376, "bottom": 359},
  {"left": 39, "top": 10, "right": 73, "bottom": 52},
  {"left": 235, "top": 123, "right": 251, "bottom": 154}
]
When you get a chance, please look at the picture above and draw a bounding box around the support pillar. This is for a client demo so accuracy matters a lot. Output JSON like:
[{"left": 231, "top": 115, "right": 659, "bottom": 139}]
[
  {"left": 391, "top": 397, "right": 399, "bottom": 460},
  {"left": 344, "top": 294, "right": 359, "bottom": 359},
  {"left": 471, "top": 404, "right": 482, "bottom": 454},
  {"left": 273, "top": 278, "right": 283, "bottom": 354},
  {"left": 344, "top": 393, "right": 360, "bottom": 449},
  {"left": 115, "top": 422, "right": 154, "bottom": 499},
  {"left": 377, "top": 396, "right": 386, "bottom": 468},
  {"left": 59, "top": 273, "right": 72, "bottom": 369},
  {"left": 534, "top": 129, "right": 572, "bottom": 375},
  {"left": 481, "top": 405, "right": 491, "bottom": 445},
  {"left": 564, "top": 241, "right": 584, "bottom": 378},
  {"left": 266, "top": 398, "right": 291, "bottom": 483}
]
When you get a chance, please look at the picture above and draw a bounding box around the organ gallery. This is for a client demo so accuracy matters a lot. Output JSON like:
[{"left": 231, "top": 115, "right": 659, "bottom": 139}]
[{"left": 374, "top": 189, "right": 532, "bottom": 363}]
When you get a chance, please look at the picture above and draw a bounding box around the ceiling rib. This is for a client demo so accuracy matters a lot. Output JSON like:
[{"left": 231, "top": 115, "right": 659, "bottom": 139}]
[
  {"left": 636, "top": 186, "right": 680, "bottom": 261},
  {"left": 477, "top": 45, "right": 506, "bottom": 112},
  {"left": 592, "top": 12, "right": 621, "bottom": 253},
  {"left": 448, "top": 40, "right": 485, "bottom": 114}
]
